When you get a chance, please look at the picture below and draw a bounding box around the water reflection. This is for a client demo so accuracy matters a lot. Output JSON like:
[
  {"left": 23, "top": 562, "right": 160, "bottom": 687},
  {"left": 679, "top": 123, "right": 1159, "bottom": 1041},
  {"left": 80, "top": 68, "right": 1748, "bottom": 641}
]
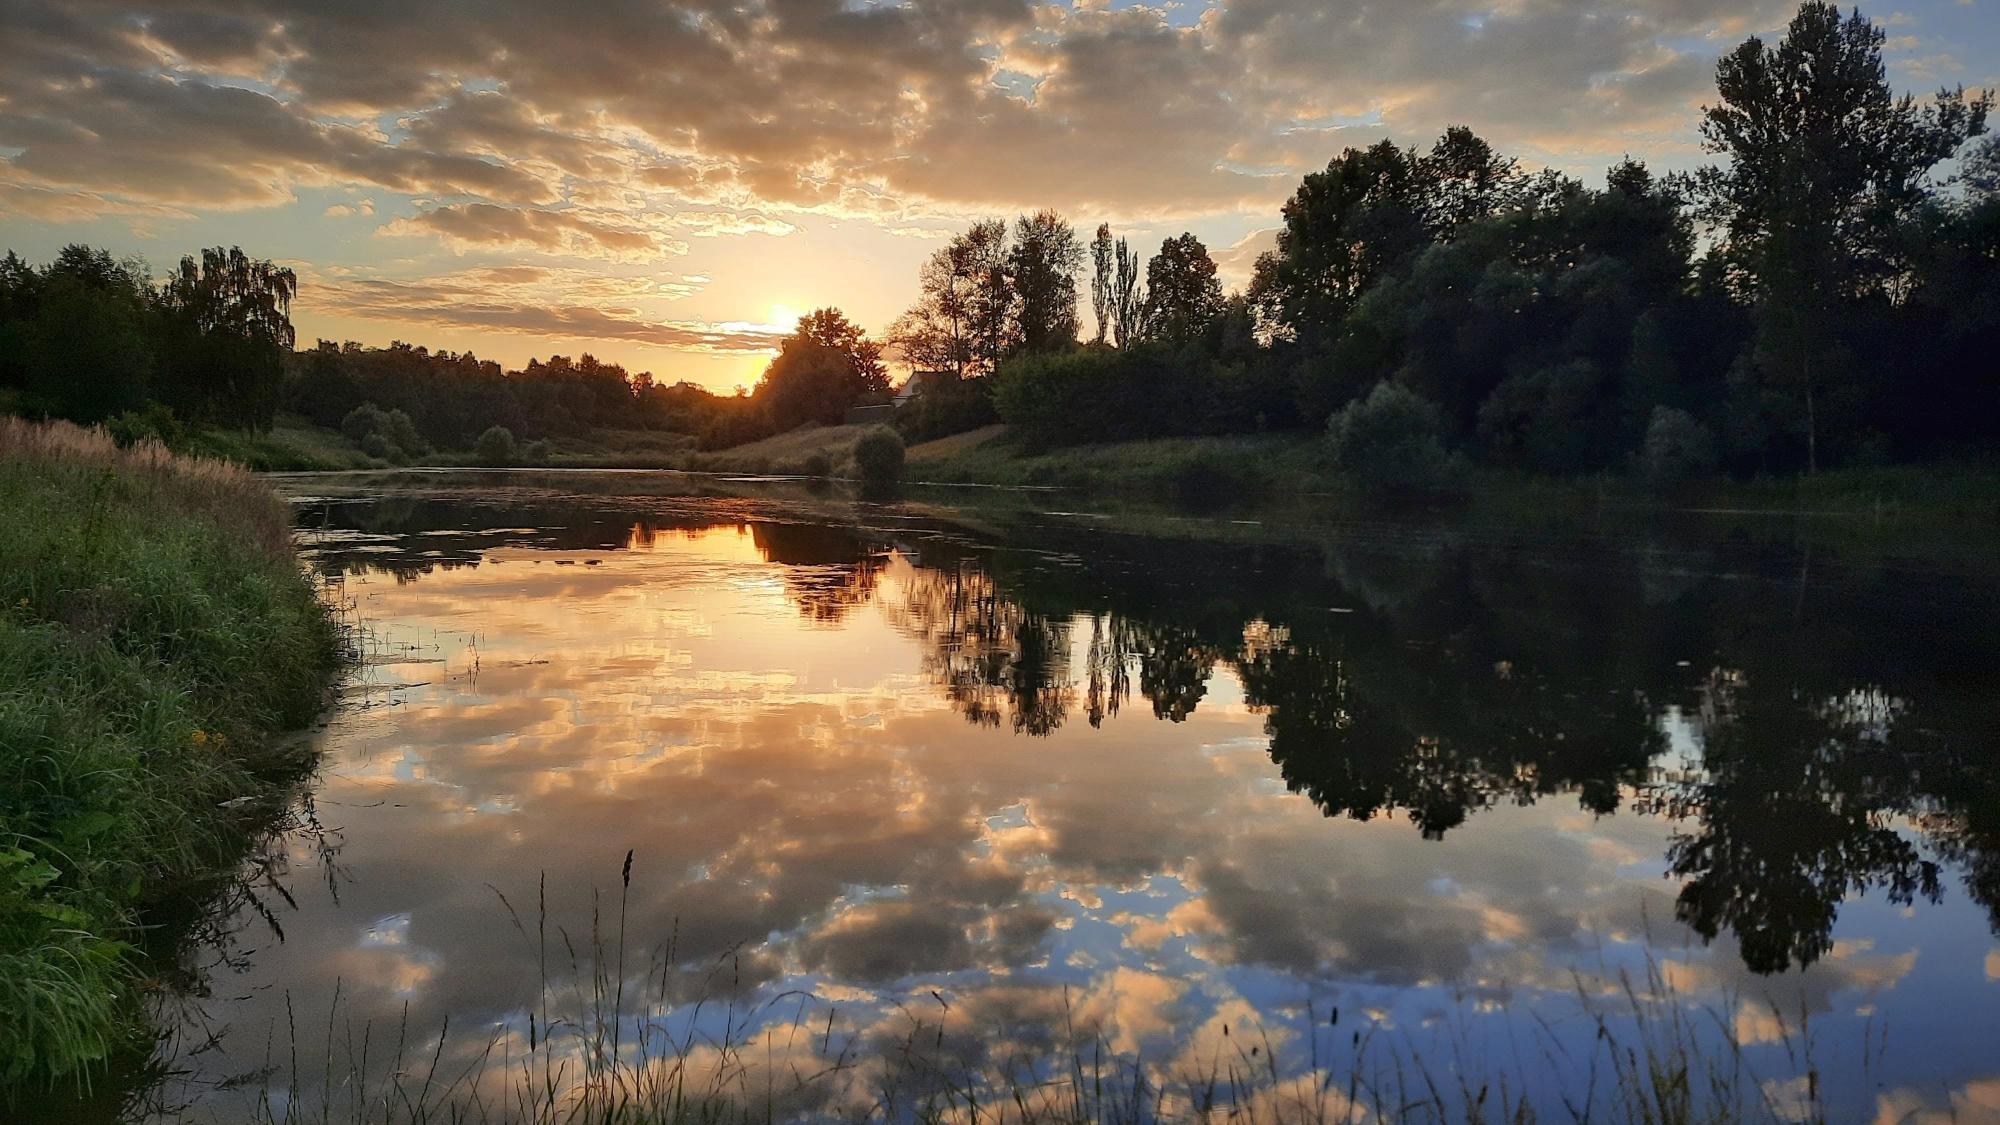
[{"left": 127, "top": 476, "right": 2000, "bottom": 1121}]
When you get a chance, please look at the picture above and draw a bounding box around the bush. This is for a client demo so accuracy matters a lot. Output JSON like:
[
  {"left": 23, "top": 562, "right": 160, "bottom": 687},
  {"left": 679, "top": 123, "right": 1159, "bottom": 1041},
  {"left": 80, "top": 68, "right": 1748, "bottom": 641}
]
[
  {"left": 521, "top": 438, "right": 553, "bottom": 465},
  {"left": 1326, "top": 381, "right": 1455, "bottom": 494},
  {"left": 852, "top": 426, "right": 905, "bottom": 485},
  {"left": 342, "top": 402, "right": 429, "bottom": 462},
  {"left": 359, "top": 431, "right": 403, "bottom": 464},
  {"left": 893, "top": 375, "right": 999, "bottom": 442},
  {"left": 993, "top": 344, "right": 1218, "bottom": 450},
  {"left": 799, "top": 451, "right": 833, "bottom": 478},
  {"left": 1637, "top": 405, "right": 1718, "bottom": 490},
  {"left": 341, "top": 402, "right": 387, "bottom": 444},
  {"left": 474, "top": 425, "right": 517, "bottom": 465},
  {"left": 1477, "top": 360, "right": 1606, "bottom": 473},
  {"left": 104, "top": 404, "right": 187, "bottom": 451}
]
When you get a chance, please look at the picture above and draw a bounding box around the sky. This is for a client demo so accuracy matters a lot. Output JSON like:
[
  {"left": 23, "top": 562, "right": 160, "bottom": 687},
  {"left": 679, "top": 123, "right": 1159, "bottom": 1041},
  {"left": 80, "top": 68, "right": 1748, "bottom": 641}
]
[{"left": 2, "top": 0, "right": 1995, "bottom": 392}]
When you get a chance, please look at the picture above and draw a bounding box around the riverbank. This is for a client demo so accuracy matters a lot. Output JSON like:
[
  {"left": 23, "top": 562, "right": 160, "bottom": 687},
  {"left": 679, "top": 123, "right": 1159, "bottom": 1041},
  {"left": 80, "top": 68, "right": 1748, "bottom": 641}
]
[
  {"left": 195, "top": 416, "right": 2000, "bottom": 526},
  {"left": 0, "top": 419, "right": 342, "bottom": 1090}
]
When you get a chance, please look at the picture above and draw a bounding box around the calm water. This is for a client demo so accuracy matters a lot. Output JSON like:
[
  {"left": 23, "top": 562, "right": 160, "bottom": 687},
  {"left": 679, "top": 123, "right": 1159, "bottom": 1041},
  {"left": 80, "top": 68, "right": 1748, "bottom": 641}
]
[{"left": 124, "top": 473, "right": 2000, "bottom": 1121}]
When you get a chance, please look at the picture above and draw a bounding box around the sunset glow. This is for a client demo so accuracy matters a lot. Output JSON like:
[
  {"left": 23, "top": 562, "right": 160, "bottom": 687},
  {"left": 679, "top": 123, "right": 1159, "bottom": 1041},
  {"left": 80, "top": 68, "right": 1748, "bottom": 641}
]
[{"left": 4, "top": 0, "right": 1993, "bottom": 391}]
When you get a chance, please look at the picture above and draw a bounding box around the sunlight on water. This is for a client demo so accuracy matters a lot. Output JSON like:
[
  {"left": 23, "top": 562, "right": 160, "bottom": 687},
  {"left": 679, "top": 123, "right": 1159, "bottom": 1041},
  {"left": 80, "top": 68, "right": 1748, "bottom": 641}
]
[{"left": 124, "top": 474, "right": 2000, "bottom": 1123}]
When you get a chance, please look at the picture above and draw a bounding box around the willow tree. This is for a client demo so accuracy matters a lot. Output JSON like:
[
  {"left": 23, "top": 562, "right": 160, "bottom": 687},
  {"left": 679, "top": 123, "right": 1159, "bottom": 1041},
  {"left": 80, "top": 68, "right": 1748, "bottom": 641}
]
[{"left": 153, "top": 246, "right": 298, "bottom": 429}]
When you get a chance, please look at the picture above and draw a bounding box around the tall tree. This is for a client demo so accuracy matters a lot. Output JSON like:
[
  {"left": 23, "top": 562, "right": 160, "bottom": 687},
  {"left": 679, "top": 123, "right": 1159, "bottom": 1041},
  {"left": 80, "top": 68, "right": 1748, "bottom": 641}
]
[
  {"left": 794, "top": 307, "right": 889, "bottom": 396},
  {"left": 6, "top": 246, "right": 153, "bottom": 422},
  {"left": 153, "top": 246, "right": 299, "bottom": 429},
  {"left": 889, "top": 220, "right": 1014, "bottom": 378},
  {"left": 1693, "top": 0, "right": 1989, "bottom": 471},
  {"left": 1008, "top": 210, "right": 1084, "bottom": 355},
  {"left": 1142, "top": 233, "right": 1224, "bottom": 342},
  {"left": 1112, "top": 236, "right": 1145, "bottom": 349},
  {"left": 754, "top": 309, "right": 888, "bottom": 430},
  {"left": 1090, "top": 223, "right": 1115, "bottom": 345}
]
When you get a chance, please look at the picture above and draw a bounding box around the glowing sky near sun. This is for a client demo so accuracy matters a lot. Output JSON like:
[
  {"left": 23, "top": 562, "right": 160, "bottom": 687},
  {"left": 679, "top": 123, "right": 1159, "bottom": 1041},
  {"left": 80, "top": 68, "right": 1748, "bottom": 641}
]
[{"left": 2, "top": 0, "right": 1994, "bottom": 391}]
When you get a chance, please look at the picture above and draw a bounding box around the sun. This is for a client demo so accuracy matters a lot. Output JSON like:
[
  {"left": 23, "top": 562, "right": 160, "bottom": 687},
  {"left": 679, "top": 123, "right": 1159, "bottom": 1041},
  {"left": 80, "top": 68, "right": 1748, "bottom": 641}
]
[{"left": 767, "top": 304, "right": 802, "bottom": 331}]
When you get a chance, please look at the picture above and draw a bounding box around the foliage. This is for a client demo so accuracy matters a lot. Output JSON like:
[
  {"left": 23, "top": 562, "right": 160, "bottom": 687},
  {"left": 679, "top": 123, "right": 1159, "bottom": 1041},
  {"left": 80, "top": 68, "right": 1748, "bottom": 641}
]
[
  {"left": 1143, "top": 233, "right": 1224, "bottom": 343},
  {"left": 0, "top": 418, "right": 339, "bottom": 1086},
  {"left": 1007, "top": 211, "right": 1086, "bottom": 356},
  {"left": 752, "top": 310, "right": 890, "bottom": 432},
  {"left": 104, "top": 404, "right": 187, "bottom": 452},
  {"left": 1693, "top": 0, "right": 1991, "bottom": 470},
  {"left": 1637, "top": 405, "right": 1720, "bottom": 490},
  {"left": 474, "top": 424, "right": 518, "bottom": 465},
  {"left": 852, "top": 425, "right": 905, "bottom": 485},
  {"left": 341, "top": 402, "right": 427, "bottom": 463},
  {"left": 151, "top": 248, "right": 297, "bottom": 430},
  {"left": 892, "top": 373, "right": 999, "bottom": 443},
  {"left": 1325, "top": 381, "right": 1456, "bottom": 494}
]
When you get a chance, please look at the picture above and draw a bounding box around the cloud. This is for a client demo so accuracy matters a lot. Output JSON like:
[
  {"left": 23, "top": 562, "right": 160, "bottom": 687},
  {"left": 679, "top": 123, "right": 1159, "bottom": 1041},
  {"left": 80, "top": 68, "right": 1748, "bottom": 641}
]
[
  {"left": 1, "top": 0, "right": 1916, "bottom": 234},
  {"left": 381, "top": 203, "right": 688, "bottom": 260},
  {"left": 309, "top": 266, "right": 779, "bottom": 354}
]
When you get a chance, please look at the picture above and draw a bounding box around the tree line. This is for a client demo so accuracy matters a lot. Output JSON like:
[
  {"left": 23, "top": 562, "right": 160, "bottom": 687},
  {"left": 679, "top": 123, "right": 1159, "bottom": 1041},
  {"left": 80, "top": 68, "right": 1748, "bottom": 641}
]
[
  {"left": 885, "top": 1, "right": 1996, "bottom": 482},
  {"left": 0, "top": 246, "right": 300, "bottom": 430},
  {"left": 4, "top": 2, "right": 1993, "bottom": 483}
]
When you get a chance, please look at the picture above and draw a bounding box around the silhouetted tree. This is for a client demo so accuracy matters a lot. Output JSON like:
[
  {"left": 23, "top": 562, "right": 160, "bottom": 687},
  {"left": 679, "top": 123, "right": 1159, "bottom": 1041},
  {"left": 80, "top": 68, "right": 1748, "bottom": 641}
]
[
  {"left": 1143, "top": 233, "right": 1224, "bottom": 343},
  {"left": 1009, "top": 210, "right": 1084, "bottom": 355},
  {"left": 153, "top": 246, "right": 298, "bottom": 429},
  {"left": 1693, "top": 1, "right": 1990, "bottom": 471},
  {"left": 754, "top": 310, "right": 889, "bottom": 430},
  {"left": 1090, "top": 223, "right": 1115, "bottom": 345}
]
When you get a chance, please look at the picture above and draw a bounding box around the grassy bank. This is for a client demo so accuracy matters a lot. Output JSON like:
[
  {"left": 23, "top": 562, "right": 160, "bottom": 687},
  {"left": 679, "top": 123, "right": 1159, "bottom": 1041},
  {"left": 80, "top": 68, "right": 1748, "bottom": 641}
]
[{"left": 0, "top": 418, "right": 343, "bottom": 1090}]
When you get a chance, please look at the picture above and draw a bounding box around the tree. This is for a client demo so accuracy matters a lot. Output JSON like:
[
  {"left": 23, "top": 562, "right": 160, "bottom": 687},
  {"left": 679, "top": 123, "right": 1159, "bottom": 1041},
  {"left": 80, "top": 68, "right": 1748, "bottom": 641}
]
[
  {"left": 889, "top": 220, "right": 1013, "bottom": 378},
  {"left": 753, "top": 310, "right": 888, "bottom": 431},
  {"left": 1142, "top": 233, "right": 1223, "bottom": 342},
  {"left": 793, "top": 308, "right": 889, "bottom": 396},
  {"left": 1112, "top": 236, "right": 1145, "bottom": 348},
  {"left": 1248, "top": 139, "right": 1430, "bottom": 347},
  {"left": 1090, "top": 223, "right": 1114, "bottom": 345},
  {"left": 1693, "top": 1, "right": 1990, "bottom": 471},
  {"left": 1008, "top": 210, "right": 1084, "bottom": 355},
  {"left": 9, "top": 246, "right": 154, "bottom": 423},
  {"left": 153, "top": 246, "right": 299, "bottom": 429}
]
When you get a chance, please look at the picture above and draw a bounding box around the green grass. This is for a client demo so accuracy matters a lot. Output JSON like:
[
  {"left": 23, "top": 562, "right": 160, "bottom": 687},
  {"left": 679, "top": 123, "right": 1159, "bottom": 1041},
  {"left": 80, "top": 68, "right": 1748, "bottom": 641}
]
[
  {"left": 186, "top": 418, "right": 381, "bottom": 471},
  {"left": 0, "top": 418, "right": 343, "bottom": 1092}
]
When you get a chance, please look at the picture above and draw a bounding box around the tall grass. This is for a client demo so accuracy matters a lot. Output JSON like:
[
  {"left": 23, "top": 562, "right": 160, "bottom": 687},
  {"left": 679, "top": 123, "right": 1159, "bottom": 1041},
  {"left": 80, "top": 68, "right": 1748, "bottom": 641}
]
[{"left": 0, "top": 417, "right": 345, "bottom": 1091}]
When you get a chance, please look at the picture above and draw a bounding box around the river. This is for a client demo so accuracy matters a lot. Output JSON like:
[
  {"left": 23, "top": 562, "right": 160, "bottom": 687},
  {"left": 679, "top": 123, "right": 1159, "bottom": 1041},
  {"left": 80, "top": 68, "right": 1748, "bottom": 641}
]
[{"left": 107, "top": 471, "right": 2000, "bottom": 1122}]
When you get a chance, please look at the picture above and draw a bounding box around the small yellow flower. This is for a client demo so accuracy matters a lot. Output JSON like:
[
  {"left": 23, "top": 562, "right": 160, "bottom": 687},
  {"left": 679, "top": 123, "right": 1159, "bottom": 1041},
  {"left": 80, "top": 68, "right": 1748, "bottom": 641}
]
[
  {"left": 191, "top": 729, "right": 209, "bottom": 746},
  {"left": 14, "top": 598, "right": 25, "bottom": 609}
]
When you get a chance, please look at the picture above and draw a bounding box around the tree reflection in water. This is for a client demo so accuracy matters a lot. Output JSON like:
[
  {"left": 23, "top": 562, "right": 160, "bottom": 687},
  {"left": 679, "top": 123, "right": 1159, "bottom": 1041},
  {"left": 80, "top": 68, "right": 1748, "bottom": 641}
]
[{"left": 297, "top": 487, "right": 2000, "bottom": 977}]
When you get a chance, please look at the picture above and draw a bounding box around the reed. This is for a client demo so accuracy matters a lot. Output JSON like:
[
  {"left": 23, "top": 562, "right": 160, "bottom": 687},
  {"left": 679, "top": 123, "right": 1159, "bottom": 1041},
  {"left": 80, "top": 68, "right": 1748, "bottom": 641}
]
[{"left": 159, "top": 858, "right": 1836, "bottom": 1125}]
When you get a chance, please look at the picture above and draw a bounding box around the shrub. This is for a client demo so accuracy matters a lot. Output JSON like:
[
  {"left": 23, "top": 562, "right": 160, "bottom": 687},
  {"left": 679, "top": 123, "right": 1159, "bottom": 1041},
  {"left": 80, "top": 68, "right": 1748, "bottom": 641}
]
[
  {"left": 474, "top": 425, "right": 518, "bottom": 465},
  {"left": 521, "top": 438, "right": 553, "bottom": 465},
  {"left": 852, "top": 426, "right": 905, "bottom": 486},
  {"left": 993, "top": 344, "right": 1217, "bottom": 450},
  {"left": 359, "top": 431, "right": 403, "bottom": 464},
  {"left": 104, "top": 404, "right": 187, "bottom": 451},
  {"left": 893, "top": 375, "right": 999, "bottom": 442},
  {"left": 1326, "top": 381, "right": 1454, "bottom": 494},
  {"left": 1637, "top": 405, "right": 1718, "bottom": 490},
  {"left": 799, "top": 451, "right": 833, "bottom": 478},
  {"left": 342, "top": 402, "right": 429, "bottom": 461},
  {"left": 341, "top": 402, "right": 388, "bottom": 444}
]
